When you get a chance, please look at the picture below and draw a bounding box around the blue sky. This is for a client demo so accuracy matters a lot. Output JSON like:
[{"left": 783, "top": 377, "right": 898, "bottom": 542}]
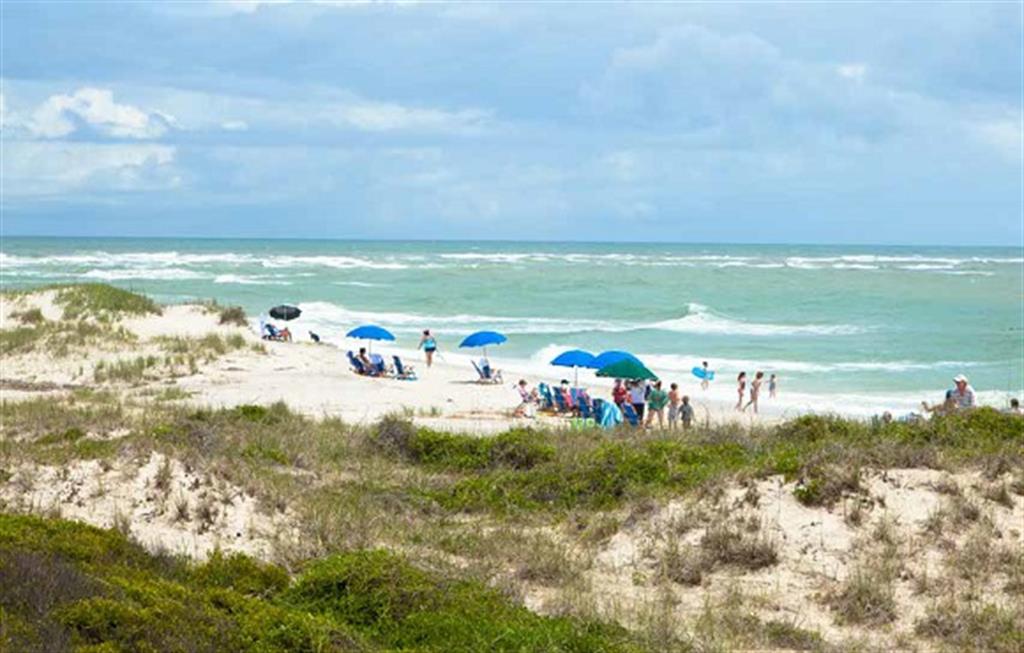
[{"left": 1, "top": 1, "right": 1021, "bottom": 245}]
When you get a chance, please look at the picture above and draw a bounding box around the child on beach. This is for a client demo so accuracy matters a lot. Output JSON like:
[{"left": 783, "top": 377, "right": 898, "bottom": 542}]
[
  {"left": 735, "top": 372, "right": 747, "bottom": 411},
  {"left": 743, "top": 371, "right": 764, "bottom": 413},
  {"left": 680, "top": 395, "right": 693, "bottom": 429},
  {"left": 514, "top": 379, "right": 538, "bottom": 418},
  {"left": 418, "top": 330, "right": 437, "bottom": 368},
  {"left": 667, "top": 383, "right": 681, "bottom": 428},
  {"left": 646, "top": 381, "right": 668, "bottom": 429},
  {"left": 768, "top": 374, "right": 777, "bottom": 398},
  {"left": 701, "top": 361, "right": 710, "bottom": 391}
]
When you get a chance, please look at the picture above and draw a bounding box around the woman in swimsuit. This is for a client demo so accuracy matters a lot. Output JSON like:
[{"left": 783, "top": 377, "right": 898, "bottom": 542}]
[
  {"left": 418, "top": 329, "right": 437, "bottom": 368},
  {"left": 743, "top": 371, "right": 764, "bottom": 413},
  {"left": 736, "top": 372, "right": 747, "bottom": 411}
]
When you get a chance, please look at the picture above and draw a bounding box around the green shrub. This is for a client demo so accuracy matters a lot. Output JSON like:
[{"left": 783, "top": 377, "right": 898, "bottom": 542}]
[
  {"left": 286, "top": 549, "right": 641, "bottom": 651},
  {"left": 191, "top": 551, "right": 289, "bottom": 598},
  {"left": 0, "top": 515, "right": 639, "bottom": 653}
]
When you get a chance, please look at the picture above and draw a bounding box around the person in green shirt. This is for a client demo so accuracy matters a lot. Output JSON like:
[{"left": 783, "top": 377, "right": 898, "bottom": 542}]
[{"left": 646, "top": 380, "right": 669, "bottom": 429}]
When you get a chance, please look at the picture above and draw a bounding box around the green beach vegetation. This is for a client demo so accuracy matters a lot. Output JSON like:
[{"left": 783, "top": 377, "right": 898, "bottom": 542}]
[{"left": 1, "top": 389, "right": 1021, "bottom": 651}]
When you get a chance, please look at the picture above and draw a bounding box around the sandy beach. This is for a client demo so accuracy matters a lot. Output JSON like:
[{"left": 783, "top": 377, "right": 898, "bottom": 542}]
[{"left": 0, "top": 289, "right": 787, "bottom": 433}]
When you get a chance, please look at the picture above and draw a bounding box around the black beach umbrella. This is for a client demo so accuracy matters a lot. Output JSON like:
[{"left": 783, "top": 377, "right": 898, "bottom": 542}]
[{"left": 269, "top": 305, "right": 301, "bottom": 321}]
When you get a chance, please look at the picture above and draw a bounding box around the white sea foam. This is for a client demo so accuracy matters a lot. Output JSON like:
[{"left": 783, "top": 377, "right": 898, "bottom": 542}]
[
  {"left": 81, "top": 268, "right": 206, "bottom": 281},
  {"left": 214, "top": 274, "right": 292, "bottom": 286},
  {"left": 287, "top": 300, "right": 864, "bottom": 339},
  {"left": 260, "top": 256, "right": 409, "bottom": 270},
  {"left": 649, "top": 303, "right": 865, "bottom": 336},
  {"left": 294, "top": 301, "right": 625, "bottom": 336},
  {"left": 333, "top": 281, "right": 389, "bottom": 287},
  {"left": 2, "top": 249, "right": 1020, "bottom": 273}
]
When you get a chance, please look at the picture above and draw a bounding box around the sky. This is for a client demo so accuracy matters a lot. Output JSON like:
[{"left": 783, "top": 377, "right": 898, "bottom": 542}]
[{"left": 1, "top": 1, "right": 1021, "bottom": 245}]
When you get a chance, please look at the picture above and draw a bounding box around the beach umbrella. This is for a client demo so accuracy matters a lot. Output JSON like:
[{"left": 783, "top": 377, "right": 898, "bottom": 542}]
[
  {"left": 346, "top": 324, "right": 396, "bottom": 354},
  {"left": 597, "top": 358, "right": 658, "bottom": 381},
  {"left": 550, "top": 349, "right": 596, "bottom": 388},
  {"left": 459, "top": 330, "right": 507, "bottom": 359},
  {"left": 592, "top": 350, "right": 641, "bottom": 370},
  {"left": 269, "top": 304, "right": 301, "bottom": 321}
]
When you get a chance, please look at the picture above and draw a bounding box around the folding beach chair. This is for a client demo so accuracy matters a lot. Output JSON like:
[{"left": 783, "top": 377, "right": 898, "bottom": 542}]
[{"left": 392, "top": 355, "right": 417, "bottom": 380}]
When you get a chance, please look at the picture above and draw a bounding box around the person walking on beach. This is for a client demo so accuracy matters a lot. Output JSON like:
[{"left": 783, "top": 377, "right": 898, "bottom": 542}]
[
  {"left": 701, "top": 361, "right": 711, "bottom": 391},
  {"left": 418, "top": 330, "right": 438, "bottom": 368},
  {"left": 667, "top": 382, "right": 681, "bottom": 428},
  {"left": 768, "top": 374, "right": 777, "bottom": 399},
  {"left": 735, "top": 372, "right": 747, "bottom": 411},
  {"left": 743, "top": 371, "right": 764, "bottom": 413},
  {"left": 646, "top": 381, "right": 668, "bottom": 429}
]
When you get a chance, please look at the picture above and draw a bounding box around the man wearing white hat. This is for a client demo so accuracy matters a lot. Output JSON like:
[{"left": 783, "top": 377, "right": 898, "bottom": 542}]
[{"left": 951, "top": 374, "right": 976, "bottom": 410}]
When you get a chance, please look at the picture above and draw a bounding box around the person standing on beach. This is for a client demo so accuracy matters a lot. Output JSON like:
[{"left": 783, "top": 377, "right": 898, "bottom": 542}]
[
  {"left": 680, "top": 395, "right": 694, "bottom": 429},
  {"left": 743, "top": 371, "right": 764, "bottom": 413},
  {"left": 667, "top": 383, "right": 681, "bottom": 428},
  {"left": 646, "top": 381, "right": 668, "bottom": 429},
  {"left": 735, "top": 372, "right": 747, "bottom": 411},
  {"left": 418, "top": 329, "right": 437, "bottom": 368},
  {"left": 629, "top": 381, "right": 646, "bottom": 422},
  {"left": 768, "top": 374, "right": 777, "bottom": 399},
  {"left": 701, "top": 361, "right": 711, "bottom": 391},
  {"left": 612, "top": 379, "right": 628, "bottom": 408}
]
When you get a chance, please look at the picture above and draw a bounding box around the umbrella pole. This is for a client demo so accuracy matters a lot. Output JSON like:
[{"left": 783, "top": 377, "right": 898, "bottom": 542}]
[{"left": 574, "top": 366, "right": 579, "bottom": 389}]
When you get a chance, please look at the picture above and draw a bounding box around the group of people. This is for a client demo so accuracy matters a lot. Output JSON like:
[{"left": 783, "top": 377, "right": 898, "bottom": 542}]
[
  {"left": 611, "top": 378, "right": 695, "bottom": 429},
  {"left": 734, "top": 371, "right": 778, "bottom": 413}
]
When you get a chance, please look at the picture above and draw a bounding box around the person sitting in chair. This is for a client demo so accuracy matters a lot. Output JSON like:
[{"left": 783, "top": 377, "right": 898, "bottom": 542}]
[{"left": 358, "top": 348, "right": 378, "bottom": 376}]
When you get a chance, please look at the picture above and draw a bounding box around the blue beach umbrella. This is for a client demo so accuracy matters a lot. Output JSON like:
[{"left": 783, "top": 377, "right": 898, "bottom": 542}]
[
  {"left": 346, "top": 324, "right": 396, "bottom": 354},
  {"left": 592, "top": 350, "right": 641, "bottom": 370},
  {"left": 459, "top": 330, "right": 507, "bottom": 359},
  {"left": 550, "top": 349, "right": 596, "bottom": 388}
]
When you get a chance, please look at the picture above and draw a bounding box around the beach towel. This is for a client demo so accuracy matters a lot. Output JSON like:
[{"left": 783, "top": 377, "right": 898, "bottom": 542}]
[{"left": 597, "top": 400, "right": 623, "bottom": 429}]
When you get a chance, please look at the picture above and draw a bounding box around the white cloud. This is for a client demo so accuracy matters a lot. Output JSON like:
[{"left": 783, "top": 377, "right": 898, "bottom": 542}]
[
  {"left": 2, "top": 142, "right": 179, "bottom": 196},
  {"left": 971, "top": 117, "right": 1022, "bottom": 161},
  {"left": 334, "top": 101, "right": 490, "bottom": 133},
  {"left": 837, "top": 63, "right": 868, "bottom": 82},
  {"left": 221, "top": 120, "right": 249, "bottom": 131},
  {"left": 27, "top": 88, "right": 174, "bottom": 139}
]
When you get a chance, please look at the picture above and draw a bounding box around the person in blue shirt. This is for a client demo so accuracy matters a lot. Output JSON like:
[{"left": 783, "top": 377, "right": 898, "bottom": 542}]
[{"left": 418, "top": 329, "right": 438, "bottom": 368}]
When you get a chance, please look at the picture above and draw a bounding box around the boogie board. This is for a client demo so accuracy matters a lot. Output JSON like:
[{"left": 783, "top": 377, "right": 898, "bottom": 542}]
[{"left": 691, "top": 367, "right": 715, "bottom": 381}]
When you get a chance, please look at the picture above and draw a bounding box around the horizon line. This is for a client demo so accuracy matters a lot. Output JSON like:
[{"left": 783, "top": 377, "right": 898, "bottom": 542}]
[{"left": 1, "top": 234, "right": 1021, "bottom": 250}]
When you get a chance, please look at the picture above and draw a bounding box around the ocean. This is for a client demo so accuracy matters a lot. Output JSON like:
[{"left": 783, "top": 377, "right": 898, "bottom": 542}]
[{"left": 2, "top": 237, "right": 1022, "bottom": 416}]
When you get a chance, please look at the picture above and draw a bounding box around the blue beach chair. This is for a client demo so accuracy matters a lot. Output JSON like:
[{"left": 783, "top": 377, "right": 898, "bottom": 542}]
[
  {"left": 577, "top": 400, "right": 592, "bottom": 419},
  {"left": 392, "top": 355, "right": 417, "bottom": 380},
  {"left": 347, "top": 351, "right": 368, "bottom": 376},
  {"left": 369, "top": 354, "right": 388, "bottom": 376},
  {"left": 538, "top": 383, "right": 555, "bottom": 410},
  {"left": 621, "top": 403, "right": 640, "bottom": 427},
  {"left": 472, "top": 360, "right": 502, "bottom": 384}
]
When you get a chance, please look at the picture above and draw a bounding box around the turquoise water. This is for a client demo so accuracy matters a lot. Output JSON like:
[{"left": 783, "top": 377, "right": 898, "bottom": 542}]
[{"left": 2, "top": 237, "right": 1022, "bottom": 412}]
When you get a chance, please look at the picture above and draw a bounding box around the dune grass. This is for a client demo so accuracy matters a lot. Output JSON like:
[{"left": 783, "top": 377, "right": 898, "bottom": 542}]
[
  {"left": 52, "top": 283, "right": 161, "bottom": 320},
  {"left": 0, "top": 514, "right": 641, "bottom": 653},
  {"left": 1, "top": 396, "right": 1021, "bottom": 651}
]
